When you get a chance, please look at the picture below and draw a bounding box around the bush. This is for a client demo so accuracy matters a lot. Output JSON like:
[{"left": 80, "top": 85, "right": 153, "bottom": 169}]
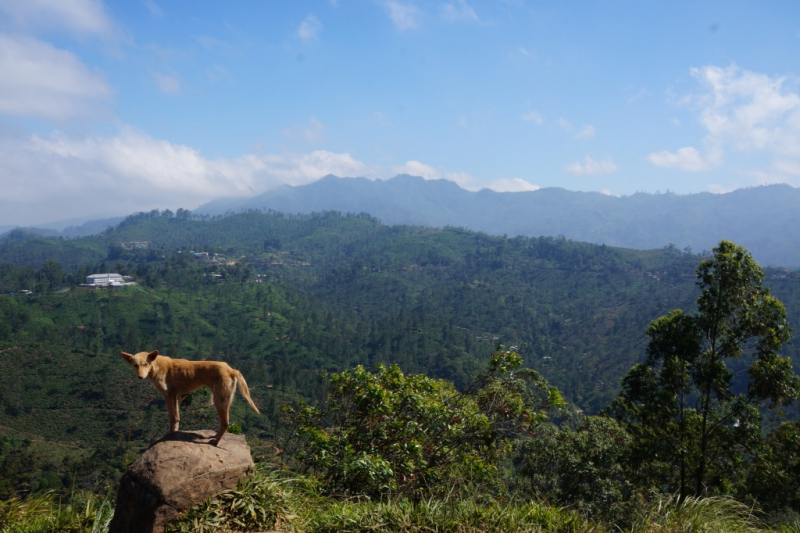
[
  {"left": 165, "top": 465, "right": 298, "bottom": 533},
  {"left": 280, "top": 347, "right": 564, "bottom": 499},
  {"left": 517, "top": 416, "right": 633, "bottom": 522}
]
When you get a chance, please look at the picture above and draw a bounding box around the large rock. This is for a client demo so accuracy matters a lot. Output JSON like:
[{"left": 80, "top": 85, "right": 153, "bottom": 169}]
[{"left": 109, "top": 430, "right": 254, "bottom": 533}]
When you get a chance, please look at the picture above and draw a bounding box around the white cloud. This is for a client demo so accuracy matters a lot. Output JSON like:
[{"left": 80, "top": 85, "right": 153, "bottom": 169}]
[
  {"left": 0, "top": 33, "right": 112, "bottom": 122},
  {"left": 692, "top": 65, "right": 800, "bottom": 157},
  {"left": 773, "top": 158, "right": 800, "bottom": 177},
  {"left": 0, "top": 126, "right": 369, "bottom": 225},
  {"left": 557, "top": 117, "right": 572, "bottom": 132},
  {"left": 485, "top": 178, "right": 539, "bottom": 192},
  {"left": 745, "top": 159, "right": 800, "bottom": 189},
  {"left": 626, "top": 87, "right": 650, "bottom": 104},
  {"left": 297, "top": 14, "right": 322, "bottom": 42},
  {"left": 649, "top": 65, "right": 800, "bottom": 177},
  {"left": 381, "top": 1, "right": 421, "bottom": 31},
  {"left": 283, "top": 116, "right": 326, "bottom": 144},
  {"left": 576, "top": 125, "right": 595, "bottom": 139},
  {"left": 564, "top": 156, "right": 618, "bottom": 175},
  {"left": 0, "top": 0, "right": 113, "bottom": 37},
  {"left": 706, "top": 183, "right": 738, "bottom": 194},
  {"left": 393, "top": 160, "right": 477, "bottom": 189},
  {"left": 441, "top": 0, "right": 479, "bottom": 23},
  {"left": 394, "top": 160, "right": 441, "bottom": 180},
  {"left": 152, "top": 71, "right": 181, "bottom": 95},
  {"left": 143, "top": 0, "right": 163, "bottom": 18},
  {"left": 442, "top": 171, "right": 474, "bottom": 189},
  {"left": 647, "top": 146, "right": 712, "bottom": 172},
  {"left": 521, "top": 109, "right": 543, "bottom": 124},
  {"left": 195, "top": 35, "right": 231, "bottom": 53}
]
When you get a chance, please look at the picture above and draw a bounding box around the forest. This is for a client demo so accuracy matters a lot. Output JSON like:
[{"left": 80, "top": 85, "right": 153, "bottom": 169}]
[{"left": 1, "top": 209, "right": 799, "bottom": 531}]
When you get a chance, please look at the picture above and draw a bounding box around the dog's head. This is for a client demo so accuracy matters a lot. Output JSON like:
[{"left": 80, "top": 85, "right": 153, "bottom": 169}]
[{"left": 121, "top": 350, "right": 159, "bottom": 379}]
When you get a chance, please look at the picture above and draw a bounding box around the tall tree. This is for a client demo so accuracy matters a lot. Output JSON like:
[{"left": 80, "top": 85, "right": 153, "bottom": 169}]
[{"left": 612, "top": 240, "right": 798, "bottom": 499}]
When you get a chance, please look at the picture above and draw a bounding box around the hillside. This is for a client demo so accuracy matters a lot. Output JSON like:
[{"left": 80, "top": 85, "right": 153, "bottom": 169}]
[
  {"left": 1, "top": 210, "right": 799, "bottom": 498},
  {"left": 196, "top": 175, "right": 800, "bottom": 267}
]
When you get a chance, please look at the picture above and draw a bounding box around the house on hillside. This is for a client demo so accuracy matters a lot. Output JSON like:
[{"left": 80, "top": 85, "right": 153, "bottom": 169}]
[{"left": 84, "top": 273, "right": 136, "bottom": 287}]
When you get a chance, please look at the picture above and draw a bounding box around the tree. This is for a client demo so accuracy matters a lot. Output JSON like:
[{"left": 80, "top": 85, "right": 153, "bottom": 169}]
[
  {"left": 279, "top": 347, "right": 564, "bottom": 498},
  {"left": 612, "top": 240, "right": 798, "bottom": 499},
  {"left": 517, "top": 416, "right": 633, "bottom": 521},
  {"left": 746, "top": 421, "right": 800, "bottom": 518},
  {"left": 38, "top": 259, "right": 64, "bottom": 291}
]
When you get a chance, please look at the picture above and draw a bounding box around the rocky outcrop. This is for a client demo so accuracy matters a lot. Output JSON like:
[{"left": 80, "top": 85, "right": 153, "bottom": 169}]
[{"left": 109, "top": 430, "right": 254, "bottom": 533}]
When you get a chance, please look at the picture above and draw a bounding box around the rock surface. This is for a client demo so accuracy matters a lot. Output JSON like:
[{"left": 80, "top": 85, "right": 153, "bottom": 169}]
[{"left": 109, "top": 430, "right": 254, "bottom": 533}]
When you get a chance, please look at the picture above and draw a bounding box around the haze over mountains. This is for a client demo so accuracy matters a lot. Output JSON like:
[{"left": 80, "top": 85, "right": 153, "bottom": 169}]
[
  {"left": 196, "top": 174, "right": 800, "bottom": 267},
  {"left": 5, "top": 174, "right": 798, "bottom": 267}
]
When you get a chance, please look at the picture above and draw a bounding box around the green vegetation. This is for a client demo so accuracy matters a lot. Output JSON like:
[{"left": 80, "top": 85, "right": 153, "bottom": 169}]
[
  {"left": 612, "top": 241, "right": 799, "bottom": 501},
  {"left": 517, "top": 416, "right": 633, "bottom": 522},
  {"left": 280, "top": 348, "right": 564, "bottom": 499},
  {"left": 0, "top": 491, "right": 113, "bottom": 533},
  {"left": 4, "top": 466, "right": 799, "bottom": 533},
  {"left": 0, "top": 210, "right": 799, "bottom": 530}
]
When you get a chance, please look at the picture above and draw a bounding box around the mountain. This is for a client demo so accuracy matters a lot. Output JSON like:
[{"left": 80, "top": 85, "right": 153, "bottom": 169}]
[
  {"left": 60, "top": 216, "right": 126, "bottom": 237},
  {"left": 2, "top": 209, "right": 799, "bottom": 502},
  {"left": 0, "top": 216, "right": 125, "bottom": 241},
  {"left": 195, "top": 175, "right": 800, "bottom": 267}
]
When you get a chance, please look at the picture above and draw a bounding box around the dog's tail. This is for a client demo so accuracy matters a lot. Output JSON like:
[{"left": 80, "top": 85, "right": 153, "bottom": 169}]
[{"left": 234, "top": 371, "right": 260, "bottom": 414}]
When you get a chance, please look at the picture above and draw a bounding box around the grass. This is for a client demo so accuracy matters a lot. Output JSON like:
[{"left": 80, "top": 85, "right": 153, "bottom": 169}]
[
  {"left": 0, "top": 491, "right": 113, "bottom": 533},
  {"left": 163, "top": 464, "right": 606, "bottom": 532},
  {"left": 2, "top": 470, "right": 799, "bottom": 533},
  {"left": 304, "top": 498, "right": 601, "bottom": 533},
  {"left": 164, "top": 466, "right": 301, "bottom": 533},
  {"left": 627, "top": 495, "right": 766, "bottom": 533}
]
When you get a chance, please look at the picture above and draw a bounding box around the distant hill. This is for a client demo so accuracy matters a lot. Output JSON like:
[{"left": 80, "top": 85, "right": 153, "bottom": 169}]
[
  {"left": 195, "top": 175, "right": 800, "bottom": 267},
  {"left": 0, "top": 216, "right": 125, "bottom": 240}
]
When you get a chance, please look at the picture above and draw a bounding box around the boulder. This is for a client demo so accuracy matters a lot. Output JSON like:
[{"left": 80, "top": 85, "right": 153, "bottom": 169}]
[{"left": 109, "top": 430, "right": 254, "bottom": 533}]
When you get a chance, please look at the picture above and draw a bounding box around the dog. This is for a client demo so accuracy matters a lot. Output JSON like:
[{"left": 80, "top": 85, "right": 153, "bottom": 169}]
[{"left": 121, "top": 350, "right": 260, "bottom": 446}]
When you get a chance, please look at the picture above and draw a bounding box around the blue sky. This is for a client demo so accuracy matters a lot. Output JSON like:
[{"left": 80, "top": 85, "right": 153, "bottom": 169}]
[{"left": 1, "top": 0, "right": 800, "bottom": 225}]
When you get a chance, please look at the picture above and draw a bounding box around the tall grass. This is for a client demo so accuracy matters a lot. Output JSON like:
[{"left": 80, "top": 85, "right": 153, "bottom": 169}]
[
  {"left": 304, "top": 498, "right": 602, "bottom": 533},
  {"left": 0, "top": 491, "right": 113, "bottom": 533},
  {"left": 163, "top": 464, "right": 603, "bottom": 533},
  {"left": 627, "top": 495, "right": 765, "bottom": 533},
  {"left": 3, "top": 474, "right": 799, "bottom": 532},
  {"left": 165, "top": 465, "right": 303, "bottom": 533}
]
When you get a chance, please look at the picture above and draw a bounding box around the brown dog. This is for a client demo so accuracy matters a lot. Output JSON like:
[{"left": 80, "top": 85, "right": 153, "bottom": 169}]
[{"left": 121, "top": 350, "right": 260, "bottom": 445}]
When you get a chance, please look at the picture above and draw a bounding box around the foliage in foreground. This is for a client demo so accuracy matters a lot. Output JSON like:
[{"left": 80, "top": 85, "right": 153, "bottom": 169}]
[
  {"left": 517, "top": 416, "right": 635, "bottom": 523},
  {"left": 4, "top": 466, "right": 800, "bottom": 533},
  {"left": 0, "top": 491, "right": 113, "bottom": 533},
  {"left": 132, "top": 466, "right": 800, "bottom": 533},
  {"left": 280, "top": 347, "right": 565, "bottom": 498},
  {"left": 165, "top": 466, "right": 300, "bottom": 533},
  {"left": 163, "top": 463, "right": 601, "bottom": 533},
  {"left": 303, "top": 498, "right": 600, "bottom": 533},
  {"left": 612, "top": 240, "right": 800, "bottom": 500},
  {"left": 628, "top": 495, "right": 766, "bottom": 533}
]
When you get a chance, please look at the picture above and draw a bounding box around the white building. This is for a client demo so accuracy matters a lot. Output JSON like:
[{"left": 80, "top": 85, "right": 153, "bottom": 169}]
[{"left": 85, "top": 273, "right": 135, "bottom": 287}]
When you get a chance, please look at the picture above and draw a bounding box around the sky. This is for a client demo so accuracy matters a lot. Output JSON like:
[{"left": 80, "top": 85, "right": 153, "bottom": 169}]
[{"left": 1, "top": 0, "right": 800, "bottom": 226}]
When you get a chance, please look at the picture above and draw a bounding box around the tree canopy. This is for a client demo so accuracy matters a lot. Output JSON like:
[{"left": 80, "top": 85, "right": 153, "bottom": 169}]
[
  {"left": 280, "top": 347, "right": 564, "bottom": 498},
  {"left": 612, "top": 240, "right": 799, "bottom": 499}
]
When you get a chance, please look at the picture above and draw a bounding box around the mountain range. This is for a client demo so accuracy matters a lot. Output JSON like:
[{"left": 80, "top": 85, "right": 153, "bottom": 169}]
[{"left": 195, "top": 174, "right": 800, "bottom": 267}]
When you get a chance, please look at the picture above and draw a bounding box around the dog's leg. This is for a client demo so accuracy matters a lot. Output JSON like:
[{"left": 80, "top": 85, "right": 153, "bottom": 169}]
[
  {"left": 165, "top": 392, "right": 179, "bottom": 434},
  {"left": 210, "top": 384, "right": 232, "bottom": 446},
  {"left": 172, "top": 393, "right": 180, "bottom": 432}
]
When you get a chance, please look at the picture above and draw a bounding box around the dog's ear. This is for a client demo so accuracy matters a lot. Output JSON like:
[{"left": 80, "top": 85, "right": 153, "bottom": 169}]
[
  {"left": 147, "top": 350, "right": 159, "bottom": 361},
  {"left": 121, "top": 352, "right": 133, "bottom": 364}
]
